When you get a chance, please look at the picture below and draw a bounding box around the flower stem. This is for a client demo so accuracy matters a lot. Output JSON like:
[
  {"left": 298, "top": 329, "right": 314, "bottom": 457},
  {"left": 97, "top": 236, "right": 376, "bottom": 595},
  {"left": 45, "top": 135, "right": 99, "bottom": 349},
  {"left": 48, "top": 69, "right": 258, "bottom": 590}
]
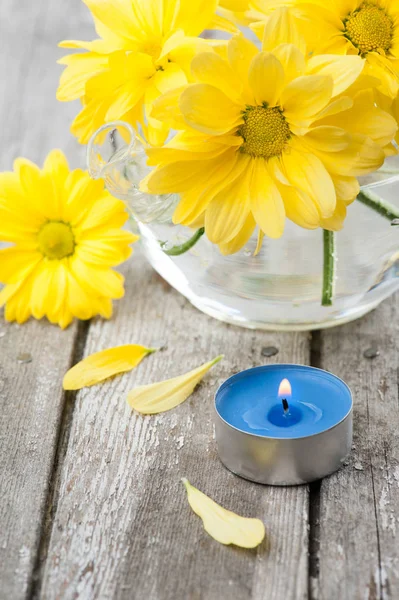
[
  {"left": 357, "top": 189, "right": 399, "bottom": 222},
  {"left": 162, "top": 227, "right": 205, "bottom": 256},
  {"left": 322, "top": 230, "right": 336, "bottom": 307}
]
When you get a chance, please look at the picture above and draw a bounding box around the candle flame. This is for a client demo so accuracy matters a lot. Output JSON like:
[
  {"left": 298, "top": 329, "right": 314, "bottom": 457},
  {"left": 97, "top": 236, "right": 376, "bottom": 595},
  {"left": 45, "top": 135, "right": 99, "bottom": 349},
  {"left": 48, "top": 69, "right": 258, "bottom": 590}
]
[{"left": 278, "top": 378, "right": 292, "bottom": 398}]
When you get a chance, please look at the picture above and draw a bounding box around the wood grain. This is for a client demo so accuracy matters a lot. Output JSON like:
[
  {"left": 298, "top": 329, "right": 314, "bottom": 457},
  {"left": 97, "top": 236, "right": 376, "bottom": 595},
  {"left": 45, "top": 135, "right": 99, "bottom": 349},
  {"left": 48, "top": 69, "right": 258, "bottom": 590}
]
[
  {"left": 315, "top": 294, "right": 399, "bottom": 600},
  {"left": 0, "top": 0, "right": 93, "bottom": 171},
  {"left": 39, "top": 256, "right": 310, "bottom": 600},
  {"left": 0, "top": 319, "right": 79, "bottom": 600},
  {"left": 0, "top": 0, "right": 90, "bottom": 598}
]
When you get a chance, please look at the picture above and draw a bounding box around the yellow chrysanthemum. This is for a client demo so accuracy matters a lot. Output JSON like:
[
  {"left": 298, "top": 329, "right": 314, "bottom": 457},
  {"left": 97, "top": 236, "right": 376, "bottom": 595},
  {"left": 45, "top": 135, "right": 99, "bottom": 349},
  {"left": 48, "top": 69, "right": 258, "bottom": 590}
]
[
  {"left": 57, "top": 0, "right": 234, "bottom": 146},
  {"left": 0, "top": 150, "right": 138, "bottom": 328},
  {"left": 140, "top": 16, "right": 396, "bottom": 254},
  {"left": 228, "top": 0, "right": 399, "bottom": 98}
]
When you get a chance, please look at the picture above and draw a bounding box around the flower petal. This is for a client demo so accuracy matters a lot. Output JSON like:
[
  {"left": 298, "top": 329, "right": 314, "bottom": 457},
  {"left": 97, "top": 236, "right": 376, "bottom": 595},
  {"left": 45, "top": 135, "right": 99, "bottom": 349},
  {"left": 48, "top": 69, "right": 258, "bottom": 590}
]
[
  {"left": 76, "top": 234, "right": 136, "bottom": 267},
  {"left": 163, "top": 34, "right": 210, "bottom": 75},
  {"left": 0, "top": 248, "right": 42, "bottom": 284},
  {"left": 365, "top": 52, "right": 399, "bottom": 98},
  {"left": 332, "top": 175, "right": 359, "bottom": 203},
  {"left": 273, "top": 43, "right": 306, "bottom": 84},
  {"left": 190, "top": 52, "right": 242, "bottom": 102},
  {"left": 218, "top": 213, "right": 256, "bottom": 255},
  {"left": 127, "top": 356, "right": 223, "bottom": 414},
  {"left": 0, "top": 280, "right": 26, "bottom": 309},
  {"left": 302, "top": 126, "right": 350, "bottom": 153},
  {"left": 320, "top": 200, "right": 347, "bottom": 231},
  {"left": 173, "top": 149, "right": 241, "bottom": 225},
  {"left": 282, "top": 75, "right": 333, "bottom": 123},
  {"left": 278, "top": 184, "right": 321, "bottom": 229},
  {"left": 57, "top": 53, "right": 108, "bottom": 102},
  {"left": 227, "top": 34, "right": 258, "bottom": 104},
  {"left": 105, "top": 84, "right": 144, "bottom": 121},
  {"left": 42, "top": 149, "right": 70, "bottom": 186},
  {"left": 254, "top": 229, "right": 265, "bottom": 256},
  {"left": 179, "top": 83, "right": 243, "bottom": 135},
  {"left": 309, "top": 134, "right": 385, "bottom": 176},
  {"left": 317, "top": 90, "right": 398, "bottom": 148},
  {"left": 250, "top": 158, "right": 285, "bottom": 238},
  {"left": 30, "top": 261, "right": 59, "bottom": 320},
  {"left": 205, "top": 157, "right": 252, "bottom": 244},
  {"left": 71, "top": 257, "right": 125, "bottom": 299},
  {"left": 281, "top": 145, "right": 336, "bottom": 218},
  {"left": 150, "top": 85, "right": 188, "bottom": 129},
  {"left": 141, "top": 158, "right": 218, "bottom": 194},
  {"left": 83, "top": 0, "right": 142, "bottom": 42},
  {"left": 249, "top": 52, "right": 284, "bottom": 106},
  {"left": 62, "top": 170, "right": 106, "bottom": 226},
  {"left": 15, "top": 159, "right": 59, "bottom": 220},
  {"left": 208, "top": 13, "right": 238, "bottom": 34},
  {"left": 261, "top": 6, "right": 306, "bottom": 53},
  {"left": 182, "top": 479, "right": 265, "bottom": 548},
  {"left": 70, "top": 97, "right": 110, "bottom": 144},
  {"left": 154, "top": 63, "right": 187, "bottom": 95},
  {"left": 63, "top": 345, "right": 156, "bottom": 390},
  {"left": 173, "top": 0, "right": 218, "bottom": 36},
  {"left": 313, "top": 96, "right": 353, "bottom": 121},
  {"left": 306, "top": 55, "right": 364, "bottom": 97}
]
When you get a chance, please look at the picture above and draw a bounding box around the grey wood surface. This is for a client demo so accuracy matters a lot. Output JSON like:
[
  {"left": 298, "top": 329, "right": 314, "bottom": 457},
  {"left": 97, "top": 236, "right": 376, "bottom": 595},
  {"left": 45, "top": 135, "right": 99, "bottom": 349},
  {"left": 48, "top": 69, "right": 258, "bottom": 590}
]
[
  {"left": 0, "top": 1, "right": 398, "bottom": 599},
  {"left": 316, "top": 296, "right": 399, "bottom": 600},
  {"left": 0, "top": 320, "right": 79, "bottom": 600},
  {"left": 0, "top": 1, "right": 88, "bottom": 598}
]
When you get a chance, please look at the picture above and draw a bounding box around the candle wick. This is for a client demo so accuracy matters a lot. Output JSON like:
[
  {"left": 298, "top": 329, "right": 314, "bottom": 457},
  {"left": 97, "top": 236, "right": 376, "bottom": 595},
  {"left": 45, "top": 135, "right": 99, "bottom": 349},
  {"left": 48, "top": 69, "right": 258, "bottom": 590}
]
[{"left": 282, "top": 398, "right": 289, "bottom": 415}]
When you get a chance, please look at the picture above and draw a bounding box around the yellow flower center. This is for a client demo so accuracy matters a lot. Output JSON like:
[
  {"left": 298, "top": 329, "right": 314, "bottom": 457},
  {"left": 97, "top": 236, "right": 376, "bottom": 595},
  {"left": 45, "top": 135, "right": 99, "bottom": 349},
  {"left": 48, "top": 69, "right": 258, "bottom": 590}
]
[
  {"left": 37, "top": 221, "right": 75, "bottom": 260},
  {"left": 239, "top": 105, "right": 291, "bottom": 159},
  {"left": 344, "top": 3, "right": 393, "bottom": 55}
]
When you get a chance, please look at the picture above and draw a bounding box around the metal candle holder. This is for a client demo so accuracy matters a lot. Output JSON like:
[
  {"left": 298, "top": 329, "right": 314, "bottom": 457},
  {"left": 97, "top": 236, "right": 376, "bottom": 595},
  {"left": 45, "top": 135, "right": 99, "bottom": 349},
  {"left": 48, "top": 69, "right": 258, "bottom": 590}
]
[{"left": 214, "top": 365, "right": 353, "bottom": 486}]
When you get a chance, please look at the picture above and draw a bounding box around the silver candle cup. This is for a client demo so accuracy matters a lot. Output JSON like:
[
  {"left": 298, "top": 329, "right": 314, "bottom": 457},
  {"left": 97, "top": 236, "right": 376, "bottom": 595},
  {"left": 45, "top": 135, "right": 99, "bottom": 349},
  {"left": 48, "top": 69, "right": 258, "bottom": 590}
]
[{"left": 214, "top": 365, "right": 353, "bottom": 486}]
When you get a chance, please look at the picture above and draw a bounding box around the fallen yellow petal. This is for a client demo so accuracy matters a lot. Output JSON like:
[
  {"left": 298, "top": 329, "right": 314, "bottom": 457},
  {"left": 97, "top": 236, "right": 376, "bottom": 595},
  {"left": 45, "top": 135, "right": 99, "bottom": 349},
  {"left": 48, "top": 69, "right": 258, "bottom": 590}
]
[
  {"left": 182, "top": 479, "right": 265, "bottom": 548},
  {"left": 127, "top": 355, "right": 223, "bottom": 414},
  {"left": 63, "top": 345, "right": 156, "bottom": 390}
]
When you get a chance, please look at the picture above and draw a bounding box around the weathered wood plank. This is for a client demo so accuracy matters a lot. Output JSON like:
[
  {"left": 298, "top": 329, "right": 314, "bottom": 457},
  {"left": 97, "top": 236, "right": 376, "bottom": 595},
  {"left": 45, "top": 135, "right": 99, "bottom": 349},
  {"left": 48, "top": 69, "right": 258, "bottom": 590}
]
[
  {"left": 315, "top": 294, "right": 399, "bottom": 600},
  {"left": 0, "top": 0, "right": 92, "bottom": 598},
  {"left": 40, "top": 255, "right": 310, "bottom": 600},
  {"left": 0, "top": 320, "right": 79, "bottom": 600},
  {"left": 0, "top": 0, "right": 93, "bottom": 170}
]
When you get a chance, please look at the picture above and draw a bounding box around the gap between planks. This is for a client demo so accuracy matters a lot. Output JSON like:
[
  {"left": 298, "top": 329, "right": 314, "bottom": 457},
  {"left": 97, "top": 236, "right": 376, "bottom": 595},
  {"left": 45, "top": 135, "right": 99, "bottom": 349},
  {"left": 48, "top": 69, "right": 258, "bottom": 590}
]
[
  {"left": 308, "top": 330, "right": 323, "bottom": 600},
  {"left": 28, "top": 320, "right": 91, "bottom": 600}
]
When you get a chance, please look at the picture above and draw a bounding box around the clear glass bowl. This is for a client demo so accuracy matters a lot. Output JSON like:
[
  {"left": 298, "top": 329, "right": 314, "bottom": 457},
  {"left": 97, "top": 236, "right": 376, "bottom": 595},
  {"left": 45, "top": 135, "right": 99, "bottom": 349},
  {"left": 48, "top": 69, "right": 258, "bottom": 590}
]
[{"left": 88, "top": 122, "right": 399, "bottom": 331}]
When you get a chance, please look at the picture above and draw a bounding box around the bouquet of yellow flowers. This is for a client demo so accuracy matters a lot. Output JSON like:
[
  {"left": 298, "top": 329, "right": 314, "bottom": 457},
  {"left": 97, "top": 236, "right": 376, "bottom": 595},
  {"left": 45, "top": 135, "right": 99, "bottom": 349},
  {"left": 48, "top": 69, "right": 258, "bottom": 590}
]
[{"left": 56, "top": 0, "right": 399, "bottom": 311}]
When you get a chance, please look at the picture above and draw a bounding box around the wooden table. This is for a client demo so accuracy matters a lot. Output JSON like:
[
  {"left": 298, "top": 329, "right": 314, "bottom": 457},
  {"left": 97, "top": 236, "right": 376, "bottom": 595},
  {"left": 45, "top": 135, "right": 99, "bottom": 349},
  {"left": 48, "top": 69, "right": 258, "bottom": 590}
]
[{"left": 1, "top": 1, "right": 398, "bottom": 599}]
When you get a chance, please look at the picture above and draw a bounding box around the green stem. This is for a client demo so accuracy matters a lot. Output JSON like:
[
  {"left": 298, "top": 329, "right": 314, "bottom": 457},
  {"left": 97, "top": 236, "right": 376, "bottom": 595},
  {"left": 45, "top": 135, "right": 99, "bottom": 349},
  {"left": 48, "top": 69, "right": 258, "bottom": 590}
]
[
  {"left": 162, "top": 227, "right": 205, "bottom": 256},
  {"left": 357, "top": 189, "right": 399, "bottom": 223},
  {"left": 322, "top": 230, "right": 336, "bottom": 307}
]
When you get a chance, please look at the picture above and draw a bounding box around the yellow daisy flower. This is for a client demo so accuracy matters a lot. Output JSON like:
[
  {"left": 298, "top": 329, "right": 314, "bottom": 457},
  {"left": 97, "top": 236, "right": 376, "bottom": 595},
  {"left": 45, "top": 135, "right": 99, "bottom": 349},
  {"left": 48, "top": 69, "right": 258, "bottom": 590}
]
[
  {"left": 57, "top": 0, "right": 233, "bottom": 146},
  {"left": 0, "top": 150, "right": 138, "bottom": 329},
  {"left": 140, "top": 17, "right": 396, "bottom": 254},
  {"left": 228, "top": 0, "right": 399, "bottom": 98}
]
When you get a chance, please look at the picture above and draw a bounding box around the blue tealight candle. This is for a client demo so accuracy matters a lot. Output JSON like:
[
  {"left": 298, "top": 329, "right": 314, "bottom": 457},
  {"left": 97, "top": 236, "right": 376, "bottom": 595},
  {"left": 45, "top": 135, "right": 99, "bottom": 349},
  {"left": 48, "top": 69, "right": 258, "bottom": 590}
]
[{"left": 214, "top": 365, "right": 353, "bottom": 486}]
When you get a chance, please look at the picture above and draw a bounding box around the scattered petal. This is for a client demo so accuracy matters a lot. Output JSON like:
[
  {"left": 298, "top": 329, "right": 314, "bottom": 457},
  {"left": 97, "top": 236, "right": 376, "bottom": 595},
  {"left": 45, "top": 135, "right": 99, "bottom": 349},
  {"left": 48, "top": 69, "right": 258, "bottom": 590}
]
[
  {"left": 63, "top": 344, "right": 156, "bottom": 390},
  {"left": 127, "top": 355, "right": 223, "bottom": 414},
  {"left": 182, "top": 478, "right": 266, "bottom": 548}
]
